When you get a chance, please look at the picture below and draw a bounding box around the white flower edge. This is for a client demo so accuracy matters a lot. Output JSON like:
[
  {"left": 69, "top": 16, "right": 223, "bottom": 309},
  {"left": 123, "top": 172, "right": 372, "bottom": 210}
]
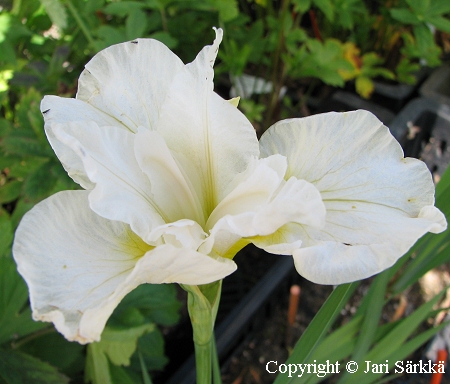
[
  {"left": 13, "top": 190, "right": 236, "bottom": 343},
  {"left": 260, "top": 110, "right": 447, "bottom": 284}
]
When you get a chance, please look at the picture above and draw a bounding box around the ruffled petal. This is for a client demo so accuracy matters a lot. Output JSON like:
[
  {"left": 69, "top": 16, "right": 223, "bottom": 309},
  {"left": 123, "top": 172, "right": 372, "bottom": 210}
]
[
  {"left": 52, "top": 121, "right": 164, "bottom": 240},
  {"left": 155, "top": 29, "right": 259, "bottom": 215},
  {"left": 260, "top": 110, "right": 447, "bottom": 284},
  {"left": 76, "top": 38, "right": 185, "bottom": 132},
  {"left": 292, "top": 205, "right": 447, "bottom": 284},
  {"left": 147, "top": 219, "right": 208, "bottom": 251},
  {"left": 208, "top": 156, "right": 325, "bottom": 257}
]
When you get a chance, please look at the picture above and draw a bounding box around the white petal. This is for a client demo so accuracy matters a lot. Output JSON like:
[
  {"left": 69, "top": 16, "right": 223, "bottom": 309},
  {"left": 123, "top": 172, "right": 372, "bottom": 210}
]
[
  {"left": 13, "top": 191, "right": 150, "bottom": 343},
  {"left": 129, "top": 243, "right": 236, "bottom": 286},
  {"left": 253, "top": 177, "right": 326, "bottom": 232},
  {"left": 13, "top": 191, "right": 236, "bottom": 344},
  {"left": 53, "top": 121, "right": 164, "bottom": 240},
  {"left": 208, "top": 157, "right": 325, "bottom": 257},
  {"left": 41, "top": 96, "right": 125, "bottom": 189},
  {"left": 292, "top": 202, "right": 446, "bottom": 284},
  {"left": 207, "top": 155, "right": 287, "bottom": 230},
  {"left": 294, "top": 207, "right": 445, "bottom": 285},
  {"left": 251, "top": 223, "right": 304, "bottom": 254},
  {"left": 260, "top": 110, "right": 447, "bottom": 284},
  {"left": 155, "top": 29, "right": 259, "bottom": 215},
  {"left": 147, "top": 219, "right": 207, "bottom": 251},
  {"left": 79, "top": 242, "right": 236, "bottom": 341},
  {"left": 76, "top": 38, "right": 185, "bottom": 132},
  {"left": 134, "top": 129, "right": 204, "bottom": 227}
]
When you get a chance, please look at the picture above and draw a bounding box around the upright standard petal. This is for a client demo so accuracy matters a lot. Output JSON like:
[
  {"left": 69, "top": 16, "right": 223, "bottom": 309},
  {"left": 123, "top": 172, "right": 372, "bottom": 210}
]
[
  {"left": 155, "top": 29, "right": 260, "bottom": 217},
  {"left": 76, "top": 38, "right": 185, "bottom": 132},
  {"left": 13, "top": 191, "right": 236, "bottom": 343},
  {"left": 41, "top": 38, "right": 185, "bottom": 188},
  {"left": 260, "top": 110, "right": 447, "bottom": 284},
  {"left": 134, "top": 129, "right": 205, "bottom": 228}
]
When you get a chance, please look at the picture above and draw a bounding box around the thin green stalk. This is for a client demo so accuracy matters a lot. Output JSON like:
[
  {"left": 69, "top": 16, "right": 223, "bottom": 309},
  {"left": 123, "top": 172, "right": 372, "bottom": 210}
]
[
  {"left": 64, "top": 0, "right": 96, "bottom": 49},
  {"left": 194, "top": 341, "right": 212, "bottom": 384},
  {"left": 182, "top": 281, "right": 222, "bottom": 384},
  {"left": 212, "top": 335, "right": 222, "bottom": 384},
  {"left": 264, "top": 0, "right": 289, "bottom": 130},
  {"left": 159, "top": 7, "right": 168, "bottom": 33},
  {"left": 138, "top": 350, "right": 153, "bottom": 384},
  {"left": 11, "top": 327, "right": 54, "bottom": 349}
]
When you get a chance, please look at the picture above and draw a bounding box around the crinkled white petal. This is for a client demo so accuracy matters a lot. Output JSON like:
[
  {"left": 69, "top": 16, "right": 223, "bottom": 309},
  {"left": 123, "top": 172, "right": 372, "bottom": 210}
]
[
  {"left": 293, "top": 206, "right": 446, "bottom": 285},
  {"left": 147, "top": 219, "right": 208, "bottom": 251},
  {"left": 76, "top": 38, "right": 185, "bottom": 132},
  {"left": 13, "top": 191, "right": 236, "bottom": 344},
  {"left": 208, "top": 156, "right": 325, "bottom": 257},
  {"left": 260, "top": 110, "right": 447, "bottom": 284},
  {"left": 207, "top": 155, "right": 288, "bottom": 230},
  {"left": 155, "top": 29, "right": 259, "bottom": 215},
  {"left": 52, "top": 121, "right": 164, "bottom": 240}
]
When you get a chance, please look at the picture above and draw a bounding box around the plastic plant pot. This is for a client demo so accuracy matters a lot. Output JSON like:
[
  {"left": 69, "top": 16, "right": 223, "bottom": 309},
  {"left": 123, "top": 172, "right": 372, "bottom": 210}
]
[
  {"left": 420, "top": 64, "right": 450, "bottom": 108},
  {"left": 371, "top": 66, "right": 432, "bottom": 113},
  {"left": 315, "top": 90, "right": 395, "bottom": 126},
  {"left": 389, "top": 97, "right": 450, "bottom": 180}
]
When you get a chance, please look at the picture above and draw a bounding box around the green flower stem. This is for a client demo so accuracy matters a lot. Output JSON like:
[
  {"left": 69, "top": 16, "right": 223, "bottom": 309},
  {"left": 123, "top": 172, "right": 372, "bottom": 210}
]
[
  {"left": 211, "top": 335, "right": 222, "bottom": 384},
  {"left": 182, "top": 281, "right": 222, "bottom": 384}
]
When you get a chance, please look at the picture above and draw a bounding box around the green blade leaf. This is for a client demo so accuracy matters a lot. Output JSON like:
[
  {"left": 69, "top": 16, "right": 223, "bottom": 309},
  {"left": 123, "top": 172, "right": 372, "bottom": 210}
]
[{"left": 274, "top": 282, "right": 358, "bottom": 384}]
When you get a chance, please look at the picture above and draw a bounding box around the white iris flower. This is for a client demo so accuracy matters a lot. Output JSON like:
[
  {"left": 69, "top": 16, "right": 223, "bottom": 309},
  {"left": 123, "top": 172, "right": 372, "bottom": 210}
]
[{"left": 13, "top": 28, "right": 446, "bottom": 344}]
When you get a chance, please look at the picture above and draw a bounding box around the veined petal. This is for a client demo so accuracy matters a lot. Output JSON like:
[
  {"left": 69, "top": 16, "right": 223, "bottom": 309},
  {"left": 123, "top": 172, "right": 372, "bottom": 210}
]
[
  {"left": 53, "top": 121, "right": 164, "bottom": 240},
  {"left": 134, "top": 129, "right": 204, "bottom": 227},
  {"left": 76, "top": 38, "right": 185, "bottom": 132},
  {"left": 41, "top": 96, "right": 125, "bottom": 189},
  {"left": 293, "top": 204, "right": 446, "bottom": 284},
  {"left": 155, "top": 29, "right": 259, "bottom": 216},
  {"left": 260, "top": 110, "right": 447, "bottom": 284},
  {"left": 13, "top": 191, "right": 151, "bottom": 344}
]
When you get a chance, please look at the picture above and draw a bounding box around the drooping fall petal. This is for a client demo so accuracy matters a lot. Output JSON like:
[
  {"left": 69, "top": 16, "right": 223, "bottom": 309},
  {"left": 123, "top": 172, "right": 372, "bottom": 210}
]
[
  {"left": 13, "top": 191, "right": 236, "bottom": 343},
  {"left": 259, "top": 110, "right": 447, "bottom": 284}
]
